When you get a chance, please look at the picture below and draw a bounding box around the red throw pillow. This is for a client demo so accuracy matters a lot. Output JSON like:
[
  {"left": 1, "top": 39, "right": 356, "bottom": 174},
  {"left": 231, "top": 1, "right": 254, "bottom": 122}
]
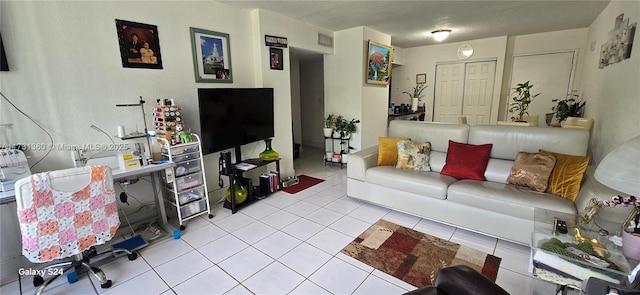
[{"left": 441, "top": 140, "right": 493, "bottom": 180}]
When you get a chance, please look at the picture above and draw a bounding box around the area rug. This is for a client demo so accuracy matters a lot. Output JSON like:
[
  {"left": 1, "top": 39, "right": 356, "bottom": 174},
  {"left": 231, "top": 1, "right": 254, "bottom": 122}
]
[
  {"left": 281, "top": 175, "right": 325, "bottom": 194},
  {"left": 341, "top": 219, "right": 501, "bottom": 287}
]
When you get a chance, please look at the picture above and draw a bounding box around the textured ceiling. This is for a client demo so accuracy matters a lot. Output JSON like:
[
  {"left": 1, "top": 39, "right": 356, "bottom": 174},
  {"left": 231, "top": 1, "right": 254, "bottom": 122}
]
[{"left": 218, "top": 0, "right": 609, "bottom": 48}]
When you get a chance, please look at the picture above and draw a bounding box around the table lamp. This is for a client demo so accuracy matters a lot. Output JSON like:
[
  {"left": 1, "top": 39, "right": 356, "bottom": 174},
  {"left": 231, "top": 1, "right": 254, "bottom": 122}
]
[{"left": 594, "top": 135, "right": 640, "bottom": 260}]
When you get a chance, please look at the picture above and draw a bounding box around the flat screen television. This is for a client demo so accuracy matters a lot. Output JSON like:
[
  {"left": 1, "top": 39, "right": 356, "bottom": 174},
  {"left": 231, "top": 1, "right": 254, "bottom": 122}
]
[{"left": 198, "top": 88, "right": 274, "bottom": 155}]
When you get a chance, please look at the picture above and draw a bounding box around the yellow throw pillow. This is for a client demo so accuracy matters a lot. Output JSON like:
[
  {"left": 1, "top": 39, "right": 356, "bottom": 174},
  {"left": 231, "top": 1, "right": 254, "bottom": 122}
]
[
  {"left": 396, "top": 140, "right": 432, "bottom": 171},
  {"left": 377, "top": 137, "right": 410, "bottom": 166},
  {"left": 539, "top": 149, "right": 590, "bottom": 201}
]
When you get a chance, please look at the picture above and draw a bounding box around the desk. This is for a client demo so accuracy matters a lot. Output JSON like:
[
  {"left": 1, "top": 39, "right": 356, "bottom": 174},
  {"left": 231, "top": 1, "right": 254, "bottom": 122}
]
[{"left": 0, "top": 163, "right": 176, "bottom": 282}]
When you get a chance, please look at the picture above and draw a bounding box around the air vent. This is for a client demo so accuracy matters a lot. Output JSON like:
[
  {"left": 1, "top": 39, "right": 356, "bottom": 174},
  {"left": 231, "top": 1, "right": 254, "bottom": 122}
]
[{"left": 318, "top": 33, "right": 333, "bottom": 48}]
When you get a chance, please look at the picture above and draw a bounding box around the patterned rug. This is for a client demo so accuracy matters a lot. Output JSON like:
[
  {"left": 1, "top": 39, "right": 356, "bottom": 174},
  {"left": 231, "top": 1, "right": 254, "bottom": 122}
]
[{"left": 341, "top": 219, "right": 502, "bottom": 287}]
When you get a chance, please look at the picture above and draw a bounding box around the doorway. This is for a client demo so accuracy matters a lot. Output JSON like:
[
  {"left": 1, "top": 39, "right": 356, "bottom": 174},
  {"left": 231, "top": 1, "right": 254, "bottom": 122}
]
[
  {"left": 507, "top": 51, "right": 577, "bottom": 126},
  {"left": 290, "top": 48, "right": 324, "bottom": 160},
  {"left": 433, "top": 60, "right": 497, "bottom": 125}
]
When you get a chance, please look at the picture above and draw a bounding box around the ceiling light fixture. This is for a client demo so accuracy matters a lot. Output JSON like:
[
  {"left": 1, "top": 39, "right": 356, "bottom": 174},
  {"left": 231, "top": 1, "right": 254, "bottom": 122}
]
[{"left": 431, "top": 29, "right": 452, "bottom": 42}]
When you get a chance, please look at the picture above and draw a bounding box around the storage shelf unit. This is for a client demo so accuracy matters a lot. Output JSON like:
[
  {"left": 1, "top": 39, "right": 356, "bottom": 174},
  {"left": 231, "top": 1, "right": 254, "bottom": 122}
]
[
  {"left": 222, "top": 148, "right": 281, "bottom": 214},
  {"left": 159, "top": 134, "right": 213, "bottom": 230},
  {"left": 324, "top": 136, "right": 349, "bottom": 168}
]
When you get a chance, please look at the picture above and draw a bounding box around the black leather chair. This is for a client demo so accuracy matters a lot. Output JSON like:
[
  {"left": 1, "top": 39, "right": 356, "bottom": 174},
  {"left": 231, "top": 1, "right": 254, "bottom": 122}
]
[{"left": 404, "top": 265, "right": 510, "bottom": 295}]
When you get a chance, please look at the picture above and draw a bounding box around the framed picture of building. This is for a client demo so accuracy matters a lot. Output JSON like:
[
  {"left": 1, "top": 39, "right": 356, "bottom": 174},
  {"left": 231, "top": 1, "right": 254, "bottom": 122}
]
[
  {"left": 190, "top": 27, "right": 233, "bottom": 83},
  {"left": 115, "top": 19, "right": 163, "bottom": 69},
  {"left": 366, "top": 40, "right": 393, "bottom": 85}
]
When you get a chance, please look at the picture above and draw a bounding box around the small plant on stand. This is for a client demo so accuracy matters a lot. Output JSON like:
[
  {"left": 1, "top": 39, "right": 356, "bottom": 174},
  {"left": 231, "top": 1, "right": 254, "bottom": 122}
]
[
  {"left": 509, "top": 81, "right": 540, "bottom": 122},
  {"left": 552, "top": 90, "right": 586, "bottom": 124},
  {"left": 323, "top": 114, "right": 335, "bottom": 137}
]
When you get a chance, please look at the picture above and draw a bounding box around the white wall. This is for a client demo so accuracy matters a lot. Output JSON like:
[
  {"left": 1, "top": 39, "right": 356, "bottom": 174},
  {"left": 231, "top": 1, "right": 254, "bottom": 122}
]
[
  {"left": 391, "top": 36, "right": 508, "bottom": 123},
  {"left": 290, "top": 55, "right": 302, "bottom": 146},
  {"left": 581, "top": 0, "right": 640, "bottom": 164}
]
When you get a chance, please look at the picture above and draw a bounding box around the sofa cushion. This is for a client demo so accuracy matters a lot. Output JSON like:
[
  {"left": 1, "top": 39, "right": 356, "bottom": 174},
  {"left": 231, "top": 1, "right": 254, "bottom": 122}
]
[
  {"left": 540, "top": 149, "right": 590, "bottom": 201},
  {"left": 447, "top": 180, "right": 577, "bottom": 220},
  {"left": 377, "top": 137, "right": 410, "bottom": 166},
  {"left": 396, "top": 140, "right": 432, "bottom": 171},
  {"left": 441, "top": 140, "right": 492, "bottom": 181},
  {"left": 507, "top": 152, "right": 556, "bottom": 192},
  {"left": 365, "top": 166, "right": 458, "bottom": 200}
]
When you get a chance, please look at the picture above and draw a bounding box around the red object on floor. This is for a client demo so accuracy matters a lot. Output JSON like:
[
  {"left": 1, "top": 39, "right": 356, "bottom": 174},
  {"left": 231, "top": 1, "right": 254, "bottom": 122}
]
[{"left": 282, "top": 175, "right": 324, "bottom": 194}]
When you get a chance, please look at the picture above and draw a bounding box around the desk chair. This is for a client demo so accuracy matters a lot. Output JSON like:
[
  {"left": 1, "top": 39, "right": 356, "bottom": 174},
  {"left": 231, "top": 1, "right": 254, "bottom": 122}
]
[{"left": 15, "top": 166, "right": 136, "bottom": 294}]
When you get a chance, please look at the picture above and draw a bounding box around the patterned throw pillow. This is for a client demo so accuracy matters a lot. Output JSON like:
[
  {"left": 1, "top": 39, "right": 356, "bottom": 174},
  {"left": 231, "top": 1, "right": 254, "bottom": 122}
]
[
  {"left": 396, "top": 140, "right": 432, "bottom": 171},
  {"left": 507, "top": 152, "right": 557, "bottom": 192},
  {"left": 377, "top": 137, "right": 411, "bottom": 166},
  {"left": 539, "top": 149, "right": 590, "bottom": 201}
]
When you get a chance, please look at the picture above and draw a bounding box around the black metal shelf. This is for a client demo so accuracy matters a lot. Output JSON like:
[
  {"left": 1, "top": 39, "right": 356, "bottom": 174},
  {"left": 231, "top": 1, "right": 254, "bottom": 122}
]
[{"left": 222, "top": 156, "right": 281, "bottom": 214}]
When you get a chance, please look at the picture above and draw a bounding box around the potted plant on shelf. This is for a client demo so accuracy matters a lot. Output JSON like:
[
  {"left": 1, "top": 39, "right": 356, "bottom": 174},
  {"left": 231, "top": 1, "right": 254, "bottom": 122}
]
[
  {"left": 332, "top": 115, "right": 345, "bottom": 138},
  {"left": 339, "top": 140, "right": 356, "bottom": 163},
  {"left": 402, "top": 84, "right": 428, "bottom": 112},
  {"left": 509, "top": 81, "right": 540, "bottom": 122},
  {"left": 323, "top": 114, "right": 335, "bottom": 137},
  {"left": 602, "top": 195, "right": 640, "bottom": 260},
  {"left": 551, "top": 90, "right": 586, "bottom": 125},
  {"left": 340, "top": 118, "right": 360, "bottom": 139}
]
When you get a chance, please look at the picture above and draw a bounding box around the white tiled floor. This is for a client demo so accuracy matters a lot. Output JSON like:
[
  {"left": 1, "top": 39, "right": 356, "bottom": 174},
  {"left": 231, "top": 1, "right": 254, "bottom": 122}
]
[{"left": 0, "top": 147, "right": 569, "bottom": 295}]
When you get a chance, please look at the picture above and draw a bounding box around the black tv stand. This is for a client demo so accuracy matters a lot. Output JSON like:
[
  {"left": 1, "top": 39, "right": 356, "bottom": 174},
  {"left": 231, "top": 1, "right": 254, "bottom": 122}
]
[{"left": 222, "top": 146, "right": 281, "bottom": 214}]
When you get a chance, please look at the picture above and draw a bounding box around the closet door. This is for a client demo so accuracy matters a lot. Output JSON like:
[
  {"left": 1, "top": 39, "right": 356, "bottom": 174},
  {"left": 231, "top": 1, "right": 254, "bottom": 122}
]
[
  {"left": 433, "top": 63, "right": 465, "bottom": 123},
  {"left": 462, "top": 61, "right": 496, "bottom": 125},
  {"left": 433, "top": 61, "right": 496, "bottom": 125}
]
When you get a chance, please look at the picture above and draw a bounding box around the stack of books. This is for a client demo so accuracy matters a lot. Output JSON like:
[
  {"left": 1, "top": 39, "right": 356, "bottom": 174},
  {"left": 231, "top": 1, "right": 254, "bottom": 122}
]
[{"left": 259, "top": 171, "right": 280, "bottom": 195}]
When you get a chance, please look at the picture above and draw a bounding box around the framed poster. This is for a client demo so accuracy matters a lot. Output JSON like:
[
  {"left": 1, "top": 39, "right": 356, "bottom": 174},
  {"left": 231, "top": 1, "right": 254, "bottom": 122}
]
[
  {"left": 190, "top": 27, "right": 233, "bottom": 83},
  {"left": 270, "top": 47, "right": 283, "bottom": 70},
  {"left": 416, "top": 73, "right": 427, "bottom": 84},
  {"left": 366, "top": 40, "right": 393, "bottom": 85},
  {"left": 115, "top": 19, "right": 163, "bottom": 69}
]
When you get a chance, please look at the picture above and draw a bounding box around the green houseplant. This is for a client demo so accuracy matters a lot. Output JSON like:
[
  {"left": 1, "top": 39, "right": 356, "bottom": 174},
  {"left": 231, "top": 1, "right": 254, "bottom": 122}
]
[
  {"left": 323, "top": 114, "right": 335, "bottom": 137},
  {"left": 552, "top": 90, "right": 585, "bottom": 123},
  {"left": 509, "top": 81, "right": 540, "bottom": 121},
  {"left": 402, "top": 84, "right": 428, "bottom": 111}
]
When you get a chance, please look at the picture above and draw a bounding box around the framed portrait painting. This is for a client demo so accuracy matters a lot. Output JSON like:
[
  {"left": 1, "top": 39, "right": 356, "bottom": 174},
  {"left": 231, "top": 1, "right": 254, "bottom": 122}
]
[
  {"left": 190, "top": 27, "right": 233, "bottom": 83},
  {"left": 115, "top": 19, "right": 163, "bottom": 69},
  {"left": 270, "top": 47, "right": 283, "bottom": 70},
  {"left": 366, "top": 40, "right": 393, "bottom": 85}
]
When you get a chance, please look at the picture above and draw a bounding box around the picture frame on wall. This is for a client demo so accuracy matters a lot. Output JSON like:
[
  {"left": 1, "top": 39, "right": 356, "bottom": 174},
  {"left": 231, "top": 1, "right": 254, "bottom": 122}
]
[
  {"left": 366, "top": 40, "right": 393, "bottom": 85},
  {"left": 115, "top": 19, "right": 163, "bottom": 69},
  {"left": 190, "top": 27, "right": 233, "bottom": 83},
  {"left": 416, "top": 73, "right": 427, "bottom": 84},
  {"left": 270, "top": 47, "right": 283, "bottom": 70}
]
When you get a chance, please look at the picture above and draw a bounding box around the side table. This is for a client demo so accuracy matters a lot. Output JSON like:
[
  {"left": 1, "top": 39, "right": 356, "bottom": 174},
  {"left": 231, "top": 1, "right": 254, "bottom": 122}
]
[{"left": 531, "top": 208, "right": 635, "bottom": 294}]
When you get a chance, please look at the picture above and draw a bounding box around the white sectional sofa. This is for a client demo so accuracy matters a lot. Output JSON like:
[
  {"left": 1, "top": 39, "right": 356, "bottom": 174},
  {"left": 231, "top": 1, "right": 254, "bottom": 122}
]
[{"left": 347, "top": 120, "right": 626, "bottom": 244}]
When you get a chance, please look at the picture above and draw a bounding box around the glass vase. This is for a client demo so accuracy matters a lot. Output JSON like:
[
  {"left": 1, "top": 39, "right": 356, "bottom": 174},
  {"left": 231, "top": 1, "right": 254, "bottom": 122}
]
[
  {"left": 259, "top": 138, "right": 279, "bottom": 161},
  {"left": 225, "top": 176, "right": 248, "bottom": 204}
]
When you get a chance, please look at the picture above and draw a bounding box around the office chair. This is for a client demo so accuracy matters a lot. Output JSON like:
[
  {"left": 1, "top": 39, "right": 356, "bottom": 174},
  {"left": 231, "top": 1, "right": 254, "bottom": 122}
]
[{"left": 15, "top": 166, "right": 137, "bottom": 294}]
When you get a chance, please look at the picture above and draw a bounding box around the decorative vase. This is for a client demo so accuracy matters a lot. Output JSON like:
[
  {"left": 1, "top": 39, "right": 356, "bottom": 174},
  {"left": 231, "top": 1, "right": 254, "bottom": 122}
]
[
  {"left": 623, "top": 228, "right": 640, "bottom": 260},
  {"left": 323, "top": 128, "right": 333, "bottom": 138},
  {"left": 411, "top": 97, "right": 418, "bottom": 112},
  {"left": 259, "top": 138, "right": 279, "bottom": 161},
  {"left": 225, "top": 177, "right": 248, "bottom": 204}
]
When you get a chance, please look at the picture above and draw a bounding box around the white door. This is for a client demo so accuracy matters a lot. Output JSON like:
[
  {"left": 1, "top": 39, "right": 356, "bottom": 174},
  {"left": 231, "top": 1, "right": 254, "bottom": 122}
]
[
  {"left": 508, "top": 51, "right": 576, "bottom": 126},
  {"left": 463, "top": 61, "right": 496, "bottom": 125},
  {"left": 433, "top": 63, "right": 465, "bottom": 123},
  {"left": 434, "top": 61, "right": 496, "bottom": 125}
]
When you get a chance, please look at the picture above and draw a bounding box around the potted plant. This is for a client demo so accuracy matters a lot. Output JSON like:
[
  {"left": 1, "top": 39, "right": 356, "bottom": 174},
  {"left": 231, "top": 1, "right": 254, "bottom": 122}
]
[
  {"left": 509, "top": 81, "right": 540, "bottom": 122},
  {"left": 332, "top": 115, "right": 345, "bottom": 138},
  {"left": 402, "top": 84, "right": 428, "bottom": 112},
  {"left": 551, "top": 90, "right": 586, "bottom": 124},
  {"left": 602, "top": 195, "right": 640, "bottom": 260},
  {"left": 339, "top": 140, "right": 356, "bottom": 163},
  {"left": 323, "top": 114, "right": 335, "bottom": 137},
  {"left": 340, "top": 118, "right": 360, "bottom": 139}
]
